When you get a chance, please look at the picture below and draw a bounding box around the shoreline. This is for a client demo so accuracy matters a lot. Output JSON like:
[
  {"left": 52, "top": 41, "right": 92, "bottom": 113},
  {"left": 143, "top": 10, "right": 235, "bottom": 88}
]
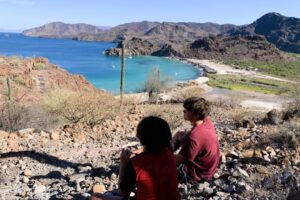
[{"left": 167, "top": 57, "right": 290, "bottom": 111}]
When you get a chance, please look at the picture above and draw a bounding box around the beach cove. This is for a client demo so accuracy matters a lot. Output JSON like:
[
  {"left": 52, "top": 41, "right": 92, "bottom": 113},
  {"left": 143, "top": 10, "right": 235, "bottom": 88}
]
[{"left": 0, "top": 33, "right": 200, "bottom": 94}]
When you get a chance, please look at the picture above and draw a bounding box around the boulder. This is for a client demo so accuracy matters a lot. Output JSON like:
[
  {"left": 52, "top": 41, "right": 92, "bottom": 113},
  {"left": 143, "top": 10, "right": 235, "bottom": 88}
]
[{"left": 266, "top": 109, "right": 281, "bottom": 125}]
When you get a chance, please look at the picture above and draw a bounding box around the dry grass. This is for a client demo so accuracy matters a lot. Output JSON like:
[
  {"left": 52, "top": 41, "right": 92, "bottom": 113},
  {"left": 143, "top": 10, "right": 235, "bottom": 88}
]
[
  {"left": 0, "top": 76, "right": 5, "bottom": 85},
  {"left": 8, "top": 56, "right": 22, "bottom": 67},
  {"left": 171, "top": 86, "right": 204, "bottom": 103},
  {"left": 143, "top": 103, "right": 183, "bottom": 130},
  {"left": 33, "top": 62, "right": 46, "bottom": 70},
  {"left": 0, "top": 88, "right": 52, "bottom": 131},
  {"left": 265, "top": 121, "right": 300, "bottom": 149},
  {"left": 42, "top": 89, "right": 118, "bottom": 127},
  {"left": 226, "top": 107, "right": 260, "bottom": 122},
  {"left": 13, "top": 75, "right": 26, "bottom": 86},
  {"left": 283, "top": 84, "right": 300, "bottom": 120}
]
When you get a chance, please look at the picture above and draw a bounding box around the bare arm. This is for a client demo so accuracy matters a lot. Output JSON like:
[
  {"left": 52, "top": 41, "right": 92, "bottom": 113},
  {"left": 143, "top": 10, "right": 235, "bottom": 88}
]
[{"left": 118, "top": 149, "right": 132, "bottom": 196}]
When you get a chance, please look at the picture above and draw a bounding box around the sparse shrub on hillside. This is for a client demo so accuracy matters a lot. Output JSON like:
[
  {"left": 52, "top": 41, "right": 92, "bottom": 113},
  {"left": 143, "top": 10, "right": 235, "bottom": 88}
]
[
  {"left": 0, "top": 102, "right": 54, "bottom": 131},
  {"left": 212, "top": 95, "right": 241, "bottom": 109},
  {"left": 9, "top": 56, "right": 22, "bottom": 67},
  {"left": 0, "top": 76, "right": 4, "bottom": 85},
  {"left": 171, "top": 86, "right": 204, "bottom": 103},
  {"left": 33, "top": 62, "right": 46, "bottom": 70},
  {"left": 13, "top": 75, "right": 26, "bottom": 86},
  {"left": 143, "top": 103, "right": 183, "bottom": 130},
  {"left": 265, "top": 121, "right": 300, "bottom": 149},
  {"left": 283, "top": 83, "right": 300, "bottom": 120},
  {"left": 141, "top": 67, "right": 172, "bottom": 103},
  {"left": 0, "top": 79, "right": 50, "bottom": 131},
  {"left": 42, "top": 89, "right": 118, "bottom": 127},
  {"left": 122, "top": 95, "right": 141, "bottom": 106},
  {"left": 227, "top": 107, "right": 259, "bottom": 122}
]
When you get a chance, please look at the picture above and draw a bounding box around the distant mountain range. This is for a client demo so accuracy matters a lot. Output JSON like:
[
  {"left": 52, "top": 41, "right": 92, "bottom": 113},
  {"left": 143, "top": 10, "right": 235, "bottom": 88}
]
[
  {"left": 22, "top": 12, "right": 300, "bottom": 56},
  {"left": 23, "top": 21, "right": 236, "bottom": 42}
]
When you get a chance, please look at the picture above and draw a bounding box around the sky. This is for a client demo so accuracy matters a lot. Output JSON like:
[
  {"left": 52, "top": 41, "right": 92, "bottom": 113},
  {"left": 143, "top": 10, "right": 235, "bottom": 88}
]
[{"left": 1, "top": 0, "right": 300, "bottom": 31}]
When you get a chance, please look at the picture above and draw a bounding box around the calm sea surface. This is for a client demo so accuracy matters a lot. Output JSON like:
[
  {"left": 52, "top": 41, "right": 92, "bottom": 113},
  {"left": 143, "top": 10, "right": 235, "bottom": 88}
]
[{"left": 0, "top": 33, "right": 201, "bottom": 94}]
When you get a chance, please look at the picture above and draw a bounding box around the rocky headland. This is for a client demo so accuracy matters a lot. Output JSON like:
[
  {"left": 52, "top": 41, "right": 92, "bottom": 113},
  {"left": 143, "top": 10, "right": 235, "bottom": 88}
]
[
  {"left": 23, "top": 22, "right": 103, "bottom": 39},
  {"left": 105, "top": 35, "right": 286, "bottom": 61},
  {"left": 0, "top": 56, "right": 97, "bottom": 102}
]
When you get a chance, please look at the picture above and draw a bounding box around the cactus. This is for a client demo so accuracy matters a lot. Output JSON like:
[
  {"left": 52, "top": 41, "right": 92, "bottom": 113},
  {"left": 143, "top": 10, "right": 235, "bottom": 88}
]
[
  {"left": 120, "top": 41, "right": 125, "bottom": 107},
  {"left": 6, "top": 77, "right": 13, "bottom": 131}
]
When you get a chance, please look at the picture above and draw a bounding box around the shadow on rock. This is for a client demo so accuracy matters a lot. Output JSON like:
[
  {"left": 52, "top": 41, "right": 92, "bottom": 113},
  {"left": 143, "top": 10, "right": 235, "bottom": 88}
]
[{"left": 0, "top": 150, "right": 93, "bottom": 171}]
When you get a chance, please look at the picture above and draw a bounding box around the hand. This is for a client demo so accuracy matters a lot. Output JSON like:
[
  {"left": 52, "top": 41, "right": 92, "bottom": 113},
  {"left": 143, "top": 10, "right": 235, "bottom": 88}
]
[
  {"left": 173, "top": 131, "right": 187, "bottom": 141},
  {"left": 120, "top": 148, "right": 131, "bottom": 163},
  {"left": 132, "top": 146, "right": 144, "bottom": 155}
]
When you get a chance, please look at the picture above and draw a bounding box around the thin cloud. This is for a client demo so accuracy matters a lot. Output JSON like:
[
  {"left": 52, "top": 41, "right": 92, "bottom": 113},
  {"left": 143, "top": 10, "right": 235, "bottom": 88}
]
[{"left": 0, "top": 0, "right": 35, "bottom": 6}]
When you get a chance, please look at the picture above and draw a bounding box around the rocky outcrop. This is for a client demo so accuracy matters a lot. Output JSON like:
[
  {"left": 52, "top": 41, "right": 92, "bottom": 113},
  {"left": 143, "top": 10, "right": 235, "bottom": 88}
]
[
  {"left": 106, "top": 35, "right": 284, "bottom": 61},
  {"left": 0, "top": 56, "right": 97, "bottom": 102},
  {"left": 227, "top": 12, "right": 300, "bottom": 53},
  {"left": 182, "top": 35, "right": 284, "bottom": 60}
]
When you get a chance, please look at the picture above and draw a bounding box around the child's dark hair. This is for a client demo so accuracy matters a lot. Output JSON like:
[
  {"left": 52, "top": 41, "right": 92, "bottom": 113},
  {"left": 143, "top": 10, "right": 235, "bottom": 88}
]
[
  {"left": 183, "top": 97, "right": 211, "bottom": 120},
  {"left": 136, "top": 116, "right": 172, "bottom": 153}
]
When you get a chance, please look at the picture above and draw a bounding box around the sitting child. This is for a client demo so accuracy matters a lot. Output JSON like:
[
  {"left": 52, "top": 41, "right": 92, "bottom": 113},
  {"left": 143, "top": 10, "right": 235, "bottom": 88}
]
[{"left": 90, "top": 116, "right": 181, "bottom": 200}]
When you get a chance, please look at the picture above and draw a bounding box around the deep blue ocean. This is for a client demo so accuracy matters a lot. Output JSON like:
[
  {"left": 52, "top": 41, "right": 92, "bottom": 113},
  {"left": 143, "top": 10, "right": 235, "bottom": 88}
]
[{"left": 0, "top": 33, "right": 201, "bottom": 94}]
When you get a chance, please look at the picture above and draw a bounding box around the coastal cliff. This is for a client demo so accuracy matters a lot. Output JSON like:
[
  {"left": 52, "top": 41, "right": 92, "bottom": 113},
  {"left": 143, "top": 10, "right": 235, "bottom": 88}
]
[{"left": 0, "top": 56, "right": 97, "bottom": 102}]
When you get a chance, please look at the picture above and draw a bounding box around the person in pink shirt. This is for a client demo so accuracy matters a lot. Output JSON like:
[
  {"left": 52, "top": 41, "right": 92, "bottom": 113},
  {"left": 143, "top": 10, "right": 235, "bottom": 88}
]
[{"left": 173, "top": 97, "right": 220, "bottom": 184}]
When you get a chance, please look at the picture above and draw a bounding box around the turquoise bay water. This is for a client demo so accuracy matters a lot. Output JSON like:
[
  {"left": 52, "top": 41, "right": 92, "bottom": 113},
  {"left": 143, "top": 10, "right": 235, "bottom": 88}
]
[{"left": 0, "top": 33, "right": 201, "bottom": 94}]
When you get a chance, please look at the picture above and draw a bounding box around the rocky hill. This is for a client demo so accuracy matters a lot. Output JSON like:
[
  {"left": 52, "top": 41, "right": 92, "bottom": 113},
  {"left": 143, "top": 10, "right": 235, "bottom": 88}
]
[
  {"left": 105, "top": 35, "right": 285, "bottom": 61},
  {"left": 227, "top": 12, "right": 300, "bottom": 53},
  {"left": 0, "top": 56, "right": 97, "bottom": 102},
  {"left": 23, "top": 22, "right": 103, "bottom": 39}
]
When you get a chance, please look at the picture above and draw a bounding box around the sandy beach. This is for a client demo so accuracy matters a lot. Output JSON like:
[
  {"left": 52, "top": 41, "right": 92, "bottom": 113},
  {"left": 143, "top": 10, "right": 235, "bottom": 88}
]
[{"left": 182, "top": 59, "right": 291, "bottom": 111}]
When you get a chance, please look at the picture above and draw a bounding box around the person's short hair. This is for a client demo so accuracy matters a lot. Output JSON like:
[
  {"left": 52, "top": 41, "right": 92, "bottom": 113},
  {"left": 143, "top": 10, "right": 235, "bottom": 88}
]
[
  {"left": 183, "top": 97, "right": 211, "bottom": 120},
  {"left": 136, "top": 116, "right": 172, "bottom": 153}
]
